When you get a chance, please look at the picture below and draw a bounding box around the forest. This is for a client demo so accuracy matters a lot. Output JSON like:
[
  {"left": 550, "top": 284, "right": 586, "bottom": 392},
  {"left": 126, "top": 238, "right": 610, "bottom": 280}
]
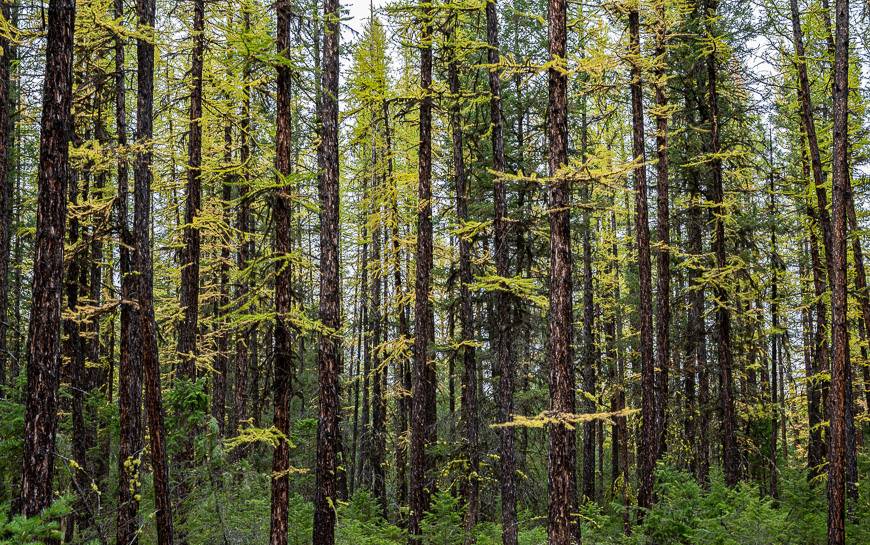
[{"left": 0, "top": 0, "right": 869, "bottom": 542}]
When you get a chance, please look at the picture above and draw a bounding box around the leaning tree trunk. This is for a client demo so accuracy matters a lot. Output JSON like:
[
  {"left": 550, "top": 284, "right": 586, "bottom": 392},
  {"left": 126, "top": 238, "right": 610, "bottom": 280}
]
[{"left": 18, "top": 0, "right": 75, "bottom": 522}]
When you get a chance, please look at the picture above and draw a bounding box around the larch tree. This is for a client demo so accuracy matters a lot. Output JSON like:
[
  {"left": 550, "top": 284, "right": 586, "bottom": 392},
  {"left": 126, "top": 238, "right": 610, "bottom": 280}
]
[
  {"left": 270, "top": 0, "right": 295, "bottom": 543},
  {"left": 409, "top": 0, "right": 436, "bottom": 540},
  {"left": 312, "top": 0, "right": 341, "bottom": 541},
  {"left": 827, "top": 0, "right": 848, "bottom": 542},
  {"left": 134, "top": 0, "right": 174, "bottom": 538},
  {"left": 629, "top": 3, "right": 657, "bottom": 516},
  {"left": 546, "top": 0, "right": 578, "bottom": 542},
  {"left": 18, "top": 0, "right": 76, "bottom": 520}
]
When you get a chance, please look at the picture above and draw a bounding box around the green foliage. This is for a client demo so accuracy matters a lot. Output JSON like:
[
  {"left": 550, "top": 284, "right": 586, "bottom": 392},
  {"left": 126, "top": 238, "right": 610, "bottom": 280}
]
[
  {"left": 421, "top": 491, "right": 464, "bottom": 545},
  {"left": 336, "top": 491, "right": 404, "bottom": 545},
  {"left": 0, "top": 498, "right": 70, "bottom": 545}
]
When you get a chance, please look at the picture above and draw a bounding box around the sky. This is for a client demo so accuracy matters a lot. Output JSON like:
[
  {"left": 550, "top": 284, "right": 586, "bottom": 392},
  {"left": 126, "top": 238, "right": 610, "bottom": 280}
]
[{"left": 344, "top": 0, "right": 387, "bottom": 35}]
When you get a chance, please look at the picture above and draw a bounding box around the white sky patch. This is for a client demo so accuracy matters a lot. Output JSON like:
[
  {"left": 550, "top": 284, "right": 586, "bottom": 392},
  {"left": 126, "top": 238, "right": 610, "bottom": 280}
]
[{"left": 344, "top": 0, "right": 388, "bottom": 35}]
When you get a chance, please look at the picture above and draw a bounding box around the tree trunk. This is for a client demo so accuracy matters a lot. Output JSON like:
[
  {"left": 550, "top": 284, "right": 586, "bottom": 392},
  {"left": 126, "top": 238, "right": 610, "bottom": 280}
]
[
  {"left": 653, "top": 0, "right": 670, "bottom": 460},
  {"left": 800, "top": 141, "right": 828, "bottom": 479},
  {"left": 312, "top": 0, "right": 340, "bottom": 540},
  {"left": 580, "top": 94, "right": 596, "bottom": 506},
  {"left": 18, "top": 0, "right": 75, "bottom": 523},
  {"left": 827, "top": 0, "right": 848, "bottom": 541},
  {"left": 270, "top": 3, "right": 294, "bottom": 543},
  {"left": 177, "top": 0, "right": 204, "bottom": 381},
  {"left": 546, "top": 0, "right": 577, "bottom": 541},
  {"left": 769, "top": 173, "right": 779, "bottom": 502},
  {"left": 0, "top": 0, "right": 14, "bottom": 393},
  {"left": 370, "top": 136, "right": 387, "bottom": 514},
  {"left": 629, "top": 5, "right": 657, "bottom": 515},
  {"left": 409, "top": 0, "right": 436, "bottom": 539},
  {"left": 135, "top": 0, "right": 174, "bottom": 538},
  {"left": 115, "top": 0, "right": 144, "bottom": 538},
  {"left": 486, "top": 1, "right": 517, "bottom": 542},
  {"left": 213, "top": 123, "right": 232, "bottom": 437},
  {"left": 704, "top": 0, "right": 737, "bottom": 487},
  {"left": 447, "top": 48, "right": 479, "bottom": 539},
  {"left": 385, "top": 99, "right": 411, "bottom": 519}
]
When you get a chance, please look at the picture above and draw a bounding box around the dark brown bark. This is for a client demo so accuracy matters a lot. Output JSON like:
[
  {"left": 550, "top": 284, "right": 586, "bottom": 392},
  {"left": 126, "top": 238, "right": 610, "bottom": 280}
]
[
  {"left": 684, "top": 146, "right": 705, "bottom": 482},
  {"left": 487, "top": 0, "right": 517, "bottom": 541},
  {"left": 312, "top": 0, "right": 340, "bottom": 540},
  {"left": 409, "top": 0, "right": 436, "bottom": 540},
  {"left": 65, "top": 141, "right": 91, "bottom": 539},
  {"left": 270, "top": 2, "right": 294, "bottom": 543},
  {"left": 769, "top": 174, "right": 779, "bottom": 502},
  {"left": 447, "top": 47, "right": 478, "bottom": 538},
  {"left": 789, "top": 0, "right": 834, "bottom": 278},
  {"left": 0, "top": 0, "right": 14, "bottom": 392},
  {"left": 546, "top": 0, "right": 577, "bottom": 541},
  {"left": 232, "top": 14, "right": 255, "bottom": 444},
  {"left": 370, "top": 140, "right": 386, "bottom": 514},
  {"left": 135, "top": 0, "right": 174, "bottom": 538},
  {"left": 175, "top": 1, "right": 204, "bottom": 536},
  {"left": 18, "top": 0, "right": 75, "bottom": 522},
  {"left": 177, "top": 0, "right": 204, "bottom": 381},
  {"left": 115, "top": 0, "right": 144, "bottom": 538},
  {"left": 827, "top": 0, "right": 848, "bottom": 541},
  {"left": 607, "top": 206, "right": 630, "bottom": 533},
  {"left": 580, "top": 97, "right": 595, "bottom": 505},
  {"left": 629, "top": 6, "right": 657, "bottom": 516},
  {"left": 653, "top": 0, "right": 670, "bottom": 460},
  {"left": 800, "top": 140, "right": 827, "bottom": 479},
  {"left": 384, "top": 99, "right": 411, "bottom": 517},
  {"left": 704, "top": 0, "right": 737, "bottom": 487},
  {"left": 358, "top": 192, "right": 371, "bottom": 489},
  {"left": 213, "top": 124, "right": 232, "bottom": 437}
]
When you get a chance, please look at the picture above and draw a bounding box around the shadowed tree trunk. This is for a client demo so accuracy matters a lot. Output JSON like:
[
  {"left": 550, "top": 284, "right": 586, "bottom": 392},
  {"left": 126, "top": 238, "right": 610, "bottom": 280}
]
[
  {"left": 447, "top": 43, "right": 478, "bottom": 539},
  {"left": 384, "top": 98, "right": 411, "bottom": 519},
  {"left": 176, "top": 0, "right": 204, "bottom": 535},
  {"left": 629, "top": 5, "right": 657, "bottom": 516},
  {"left": 546, "top": 0, "right": 577, "bottom": 541},
  {"left": 486, "top": 1, "right": 517, "bottom": 542},
  {"left": 312, "top": 0, "right": 340, "bottom": 540},
  {"left": 800, "top": 140, "right": 828, "bottom": 479},
  {"left": 769, "top": 172, "right": 780, "bottom": 502},
  {"left": 178, "top": 0, "right": 204, "bottom": 383},
  {"left": 115, "top": 0, "right": 144, "bottom": 538},
  {"left": 653, "top": 0, "right": 670, "bottom": 460},
  {"left": 409, "top": 0, "right": 436, "bottom": 540},
  {"left": 704, "top": 0, "right": 737, "bottom": 487},
  {"left": 134, "top": 0, "right": 174, "bottom": 538},
  {"left": 18, "top": 0, "right": 75, "bottom": 524},
  {"left": 370, "top": 135, "right": 387, "bottom": 514},
  {"left": 0, "top": 0, "right": 14, "bottom": 393},
  {"left": 213, "top": 123, "right": 232, "bottom": 437}
]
